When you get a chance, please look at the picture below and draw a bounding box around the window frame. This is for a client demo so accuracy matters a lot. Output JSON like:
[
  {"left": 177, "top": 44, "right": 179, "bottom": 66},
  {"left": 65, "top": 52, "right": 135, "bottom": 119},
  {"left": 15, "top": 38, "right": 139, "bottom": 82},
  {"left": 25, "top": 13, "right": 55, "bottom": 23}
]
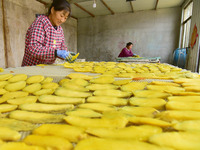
[{"left": 179, "top": 0, "right": 193, "bottom": 48}]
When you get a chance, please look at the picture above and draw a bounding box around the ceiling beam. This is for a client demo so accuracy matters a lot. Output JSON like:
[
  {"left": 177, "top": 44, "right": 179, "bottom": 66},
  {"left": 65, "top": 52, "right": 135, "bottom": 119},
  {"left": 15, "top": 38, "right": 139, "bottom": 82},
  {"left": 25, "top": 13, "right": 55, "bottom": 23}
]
[
  {"left": 71, "top": 16, "right": 78, "bottom": 20},
  {"left": 35, "top": 0, "right": 48, "bottom": 5},
  {"left": 155, "top": 0, "right": 159, "bottom": 10},
  {"left": 74, "top": 3, "right": 95, "bottom": 17},
  {"left": 100, "top": 0, "right": 114, "bottom": 15},
  {"left": 68, "top": 0, "right": 93, "bottom": 4},
  {"left": 130, "top": 1, "right": 134, "bottom": 13}
]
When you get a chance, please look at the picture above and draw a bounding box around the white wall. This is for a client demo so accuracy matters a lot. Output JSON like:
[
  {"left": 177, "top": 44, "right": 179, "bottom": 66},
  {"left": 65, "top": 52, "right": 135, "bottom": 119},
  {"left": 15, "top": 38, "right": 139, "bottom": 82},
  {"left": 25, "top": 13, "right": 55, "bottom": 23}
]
[
  {"left": 77, "top": 7, "right": 181, "bottom": 63},
  {"left": 62, "top": 18, "right": 77, "bottom": 53},
  {"left": 186, "top": 0, "right": 200, "bottom": 72}
]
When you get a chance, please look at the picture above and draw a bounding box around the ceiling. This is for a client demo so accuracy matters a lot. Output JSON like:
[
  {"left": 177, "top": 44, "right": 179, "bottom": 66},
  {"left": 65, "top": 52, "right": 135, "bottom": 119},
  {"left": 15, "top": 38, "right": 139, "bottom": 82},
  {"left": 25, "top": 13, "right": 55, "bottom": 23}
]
[{"left": 36, "top": 0, "right": 185, "bottom": 19}]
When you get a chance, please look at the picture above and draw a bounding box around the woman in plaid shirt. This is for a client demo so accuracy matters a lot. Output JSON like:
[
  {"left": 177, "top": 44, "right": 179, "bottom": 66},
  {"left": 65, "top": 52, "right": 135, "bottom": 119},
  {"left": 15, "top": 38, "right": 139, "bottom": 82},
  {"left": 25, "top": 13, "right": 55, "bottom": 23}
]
[{"left": 22, "top": 0, "right": 72, "bottom": 66}]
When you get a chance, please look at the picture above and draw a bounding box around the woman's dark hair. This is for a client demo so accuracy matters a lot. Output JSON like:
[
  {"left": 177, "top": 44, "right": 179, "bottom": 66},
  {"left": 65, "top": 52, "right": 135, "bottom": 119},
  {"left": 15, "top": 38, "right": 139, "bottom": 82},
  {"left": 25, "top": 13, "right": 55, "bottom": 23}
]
[
  {"left": 48, "top": 0, "right": 71, "bottom": 17},
  {"left": 126, "top": 42, "right": 133, "bottom": 47}
]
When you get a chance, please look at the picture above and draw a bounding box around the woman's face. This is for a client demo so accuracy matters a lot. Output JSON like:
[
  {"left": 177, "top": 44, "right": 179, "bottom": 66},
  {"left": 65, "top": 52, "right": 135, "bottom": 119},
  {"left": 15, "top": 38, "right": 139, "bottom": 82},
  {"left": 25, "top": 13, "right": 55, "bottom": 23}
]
[
  {"left": 127, "top": 44, "right": 133, "bottom": 50},
  {"left": 50, "top": 7, "right": 69, "bottom": 26}
]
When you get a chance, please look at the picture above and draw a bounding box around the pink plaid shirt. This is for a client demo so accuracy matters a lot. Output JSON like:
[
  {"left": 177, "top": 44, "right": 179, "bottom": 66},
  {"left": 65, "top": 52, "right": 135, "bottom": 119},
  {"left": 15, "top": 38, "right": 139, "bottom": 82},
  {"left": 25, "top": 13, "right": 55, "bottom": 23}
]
[{"left": 22, "top": 15, "right": 67, "bottom": 66}]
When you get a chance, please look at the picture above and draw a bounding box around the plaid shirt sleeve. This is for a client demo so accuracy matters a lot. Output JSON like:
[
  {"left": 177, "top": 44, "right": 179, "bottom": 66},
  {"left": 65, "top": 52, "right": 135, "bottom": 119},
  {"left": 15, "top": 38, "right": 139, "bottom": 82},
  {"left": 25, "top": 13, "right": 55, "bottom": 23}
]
[{"left": 26, "top": 20, "right": 55, "bottom": 61}]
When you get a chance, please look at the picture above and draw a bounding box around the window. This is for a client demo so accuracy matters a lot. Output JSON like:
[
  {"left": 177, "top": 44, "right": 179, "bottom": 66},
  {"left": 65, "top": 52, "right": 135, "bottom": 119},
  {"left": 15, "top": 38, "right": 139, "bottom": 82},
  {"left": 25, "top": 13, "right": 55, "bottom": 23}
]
[{"left": 180, "top": 1, "right": 193, "bottom": 48}]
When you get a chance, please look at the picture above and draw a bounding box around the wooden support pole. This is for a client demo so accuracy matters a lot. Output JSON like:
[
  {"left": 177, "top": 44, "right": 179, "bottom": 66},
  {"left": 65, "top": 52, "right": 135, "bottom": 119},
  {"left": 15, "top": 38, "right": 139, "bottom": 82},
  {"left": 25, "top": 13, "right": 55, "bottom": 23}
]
[
  {"left": 130, "top": 1, "right": 134, "bottom": 13},
  {"left": 2, "top": 0, "right": 8, "bottom": 68},
  {"left": 155, "top": 0, "right": 159, "bottom": 10},
  {"left": 74, "top": 3, "right": 95, "bottom": 17},
  {"left": 100, "top": 0, "right": 115, "bottom": 15}
]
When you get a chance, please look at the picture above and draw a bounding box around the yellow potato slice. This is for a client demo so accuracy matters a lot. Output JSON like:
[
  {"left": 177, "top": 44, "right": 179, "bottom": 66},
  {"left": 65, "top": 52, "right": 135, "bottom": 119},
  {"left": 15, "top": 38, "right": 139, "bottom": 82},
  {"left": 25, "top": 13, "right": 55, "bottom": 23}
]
[
  {"left": 55, "top": 87, "right": 92, "bottom": 98},
  {"left": 0, "top": 88, "right": 8, "bottom": 95},
  {"left": 182, "top": 82, "right": 200, "bottom": 87},
  {"left": 174, "top": 78, "right": 200, "bottom": 84},
  {"left": 7, "top": 96, "right": 37, "bottom": 105},
  {"left": 168, "top": 96, "right": 200, "bottom": 102},
  {"left": 9, "top": 110, "right": 64, "bottom": 123},
  {"left": 0, "top": 139, "right": 3, "bottom": 144},
  {"left": 42, "top": 82, "right": 59, "bottom": 90},
  {"left": 113, "top": 79, "right": 132, "bottom": 85},
  {"left": 0, "top": 74, "right": 13, "bottom": 81},
  {"left": 62, "top": 82, "right": 89, "bottom": 92},
  {"left": 158, "top": 110, "right": 200, "bottom": 121},
  {"left": 129, "top": 97, "right": 166, "bottom": 110},
  {"left": 185, "top": 86, "right": 200, "bottom": 92},
  {"left": 133, "top": 90, "right": 171, "bottom": 98},
  {"left": 8, "top": 74, "right": 27, "bottom": 83},
  {"left": 70, "top": 78, "right": 89, "bottom": 86},
  {"left": 64, "top": 115, "right": 128, "bottom": 128},
  {"left": 3, "top": 91, "right": 29, "bottom": 99},
  {"left": 86, "top": 84, "right": 119, "bottom": 91},
  {"left": 23, "top": 83, "right": 42, "bottom": 94},
  {"left": 75, "top": 137, "right": 173, "bottom": 150},
  {"left": 67, "top": 73, "right": 93, "bottom": 80},
  {"left": 146, "top": 85, "right": 185, "bottom": 93},
  {"left": 71, "top": 53, "right": 79, "bottom": 61},
  {"left": 41, "top": 77, "right": 53, "bottom": 84},
  {"left": 0, "top": 118, "right": 36, "bottom": 131},
  {"left": 0, "top": 127, "right": 21, "bottom": 141},
  {"left": 149, "top": 132, "right": 200, "bottom": 150},
  {"left": 33, "top": 89, "right": 54, "bottom": 96},
  {"left": 0, "top": 104, "right": 18, "bottom": 113},
  {"left": 38, "top": 95, "right": 85, "bottom": 104},
  {"left": 150, "top": 81, "right": 180, "bottom": 87},
  {"left": 26, "top": 75, "right": 44, "bottom": 84},
  {"left": 19, "top": 103, "right": 74, "bottom": 113},
  {"left": 0, "top": 142, "right": 45, "bottom": 150},
  {"left": 173, "top": 120, "right": 200, "bottom": 131},
  {"left": 33, "top": 124, "right": 87, "bottom": 142},
  {"left": 86, "top": 125, "right": 162, "bottom": 141},
  {"left": 102, "top": 110, "right": 130, "bottom": 119},
  {"left": 59, "top": 78, "right": 71, "bottom": 86},
  {"left": 166, "top": 101, "right": 200, "bottom": 111},
  {"left": 90, "top": 76, "right": 115, "bottom": 84},
  {"left": 78, "top": 103, "right": 116, "bottom": 112},
  {"left": 0, "top": 81, "right": 9, "bottom": 88},
  {"left": 129, "top": 116, "right": 171, "bottom": 127},
  {"left": 23, "top": 135, "right": 73, "bottom": 150},
  {"left": 4, "top": 81, "right": 26, "bottom": 92},
  {"left": 93, "top": 89, "right": 132, "bottom": 98},
  {"left": 66, "top": 108, "right": 102, "bottom": 118},
  {"left": 87, "top": 96, "right": 128, "bottom": 106},
  {"left": 121, "top": 82, "right": 148, "bottom": 92},
  {"left": 166, "top": 91, "right": 200, "bottom": 96},
  {"left": 120, "top": 106, "right": 159, "bottom": 117},
  {"left": 0, "top": 91, "right": 29, "bottom": 104}
]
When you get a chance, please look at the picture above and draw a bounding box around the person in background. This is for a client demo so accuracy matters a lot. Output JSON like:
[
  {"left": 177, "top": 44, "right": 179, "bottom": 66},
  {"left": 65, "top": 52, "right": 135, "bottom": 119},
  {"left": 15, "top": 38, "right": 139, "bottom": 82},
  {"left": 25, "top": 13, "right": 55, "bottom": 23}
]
[
  {"left": 118, "top": 42, "right": 137, "bottom": 57},
  {"left": 22, "top": 0, "right": 74, "bottom": 66}
]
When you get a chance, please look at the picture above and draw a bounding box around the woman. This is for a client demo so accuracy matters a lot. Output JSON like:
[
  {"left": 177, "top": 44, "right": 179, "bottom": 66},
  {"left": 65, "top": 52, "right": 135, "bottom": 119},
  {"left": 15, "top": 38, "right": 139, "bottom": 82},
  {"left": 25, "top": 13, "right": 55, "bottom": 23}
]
[
  {"left": 22, "top": 0, "right": 73, "bottom": 66},
  {"left": 118, "top": 42, "right": 137, "bottom": 57}
]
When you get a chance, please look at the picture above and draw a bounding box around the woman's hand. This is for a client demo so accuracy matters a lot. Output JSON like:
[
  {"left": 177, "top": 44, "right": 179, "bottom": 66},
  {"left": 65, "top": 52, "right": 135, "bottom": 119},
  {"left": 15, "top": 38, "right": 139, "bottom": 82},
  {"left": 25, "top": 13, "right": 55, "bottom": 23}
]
[{"left": 56, "top": 50, "right": 72, "bottom": 61}]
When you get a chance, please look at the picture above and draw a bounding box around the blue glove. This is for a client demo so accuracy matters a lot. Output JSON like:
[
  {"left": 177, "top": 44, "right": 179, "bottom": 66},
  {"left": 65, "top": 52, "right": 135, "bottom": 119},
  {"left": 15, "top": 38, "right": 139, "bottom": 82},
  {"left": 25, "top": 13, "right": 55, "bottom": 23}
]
[
  {"left": 56, "top": 50, "right": 72, "bottom": 61},
  {"left": 133, "top": 53, "right": 137, "bottom": 56}
]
